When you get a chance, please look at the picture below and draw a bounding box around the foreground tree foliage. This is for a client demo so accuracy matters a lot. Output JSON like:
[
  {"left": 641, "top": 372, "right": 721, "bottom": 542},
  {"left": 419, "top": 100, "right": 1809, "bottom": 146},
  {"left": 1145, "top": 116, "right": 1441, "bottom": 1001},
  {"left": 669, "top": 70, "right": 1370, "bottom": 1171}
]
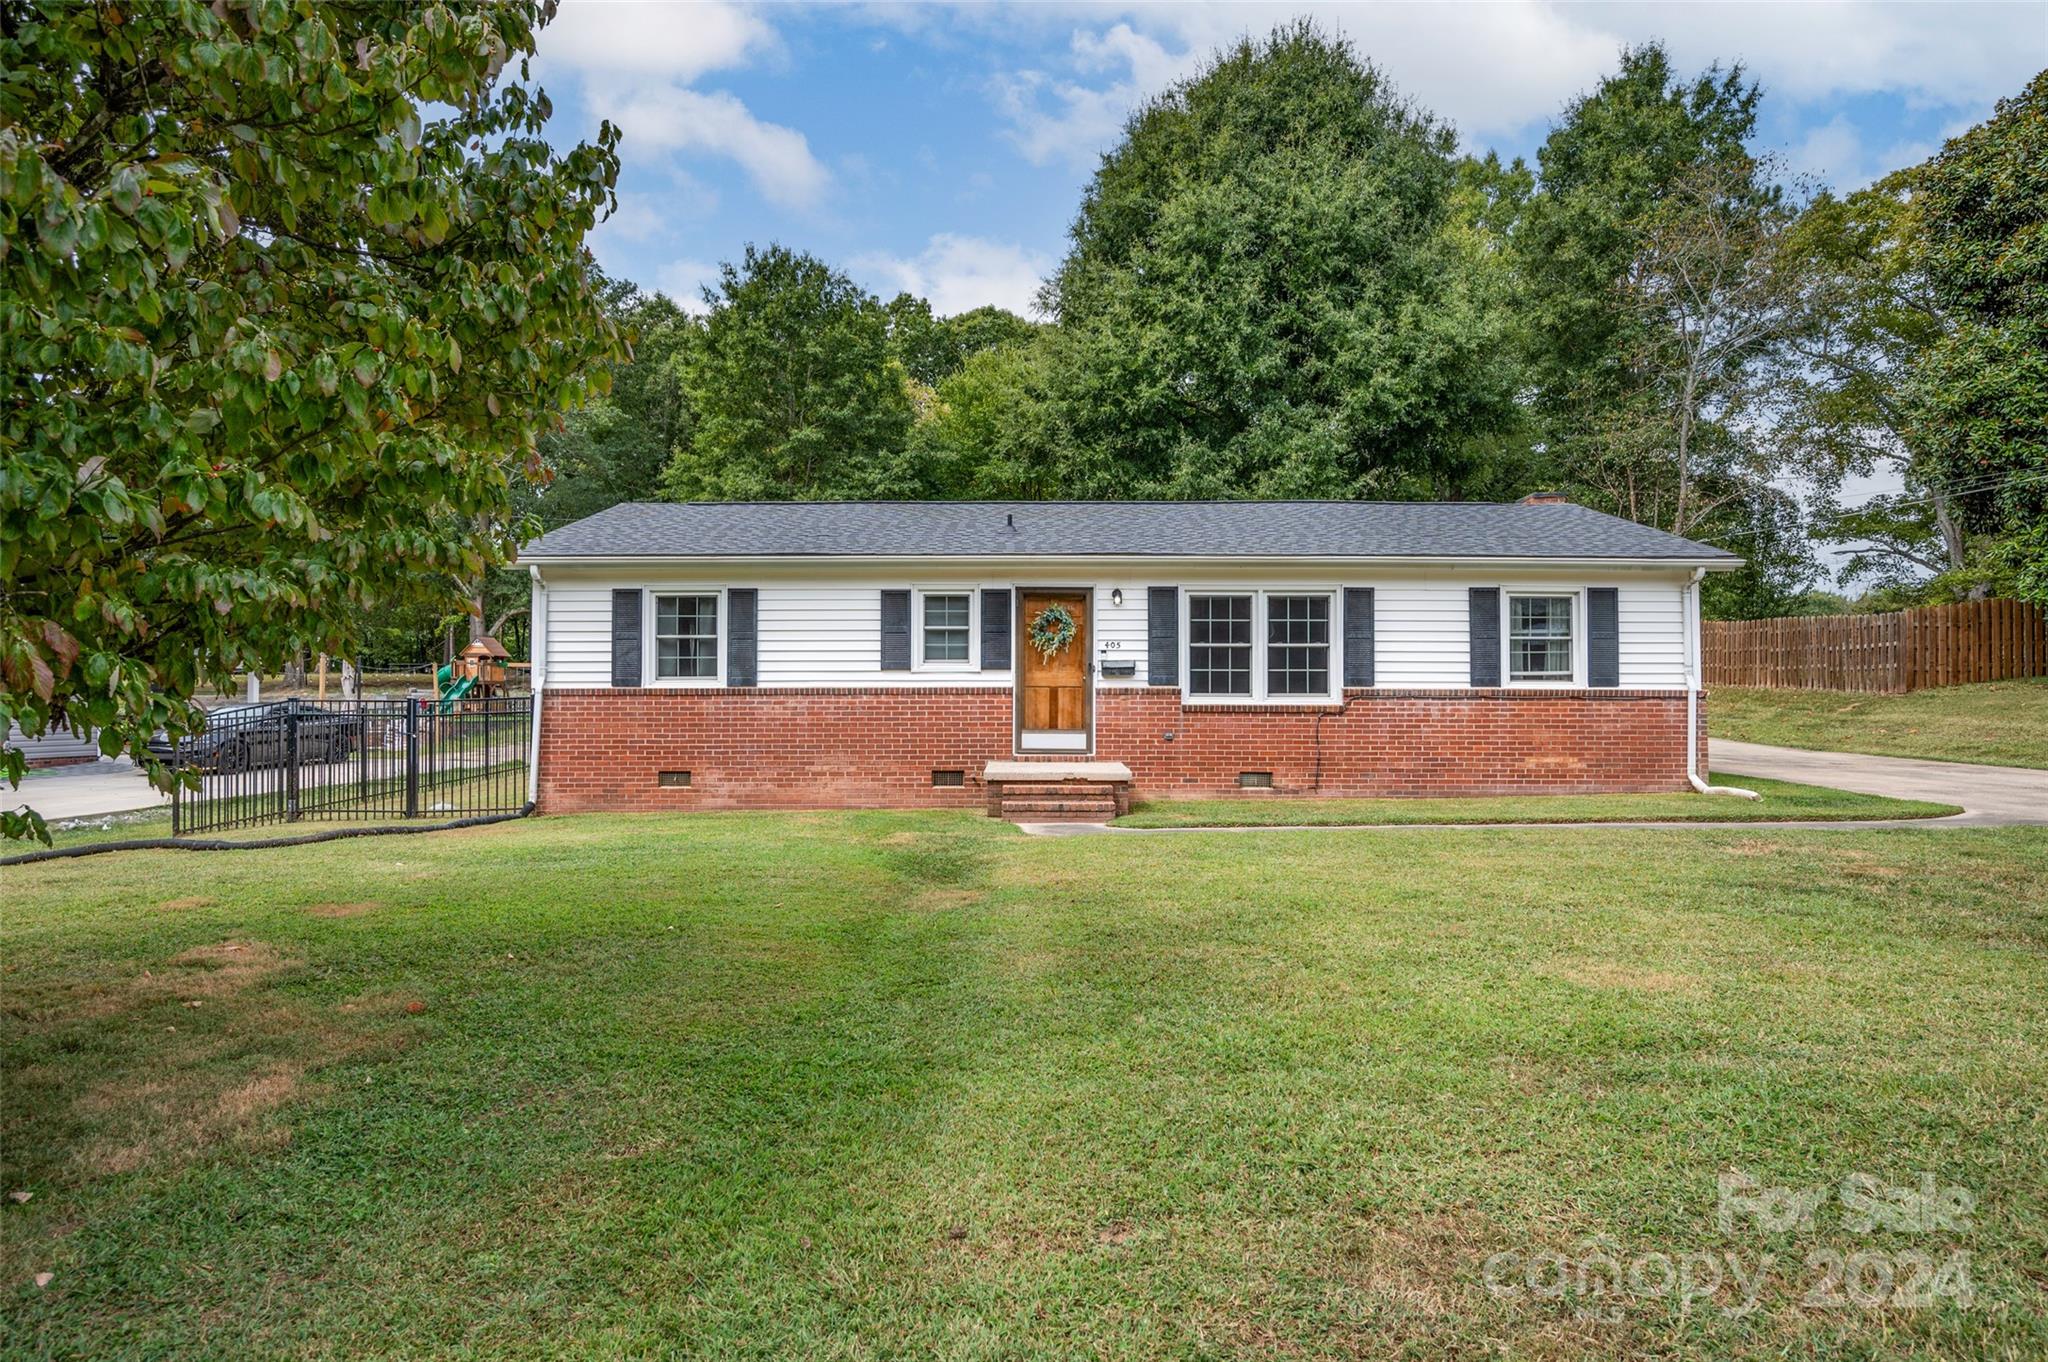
[{"left": 0, "top": 0, "right": 624, "bottom": 838}]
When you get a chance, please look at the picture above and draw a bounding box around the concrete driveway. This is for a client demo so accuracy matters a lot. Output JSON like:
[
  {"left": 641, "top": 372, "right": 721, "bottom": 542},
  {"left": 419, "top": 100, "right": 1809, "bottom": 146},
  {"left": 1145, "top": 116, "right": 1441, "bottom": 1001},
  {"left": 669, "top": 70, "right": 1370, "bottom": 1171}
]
[
  {"left": 14, "top": 759, "right": 169, "bottom": 822},
  {"left": 1711, "top": 739, "right": 2048, "bottom": 826}
]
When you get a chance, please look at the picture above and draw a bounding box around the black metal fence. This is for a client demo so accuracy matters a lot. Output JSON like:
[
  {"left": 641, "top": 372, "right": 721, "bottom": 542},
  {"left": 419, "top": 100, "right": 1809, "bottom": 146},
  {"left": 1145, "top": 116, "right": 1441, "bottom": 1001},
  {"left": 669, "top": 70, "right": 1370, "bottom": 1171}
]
[{"left": 170, "top": 696, "right": 532, "bottom": 835}]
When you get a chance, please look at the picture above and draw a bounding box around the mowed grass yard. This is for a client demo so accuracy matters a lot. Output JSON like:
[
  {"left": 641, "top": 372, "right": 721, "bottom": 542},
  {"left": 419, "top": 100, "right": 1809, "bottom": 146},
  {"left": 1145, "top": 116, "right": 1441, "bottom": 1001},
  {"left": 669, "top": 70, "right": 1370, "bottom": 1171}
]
[
  {"left": 1712, "top": 678, "right": 2048, "bottom": 768},
  {"left": 1115, "top": 774, "right": 1956, "bottom": 828},
  {"left": 4, "top": 813, "right": 2045, "bottom": 1359}
]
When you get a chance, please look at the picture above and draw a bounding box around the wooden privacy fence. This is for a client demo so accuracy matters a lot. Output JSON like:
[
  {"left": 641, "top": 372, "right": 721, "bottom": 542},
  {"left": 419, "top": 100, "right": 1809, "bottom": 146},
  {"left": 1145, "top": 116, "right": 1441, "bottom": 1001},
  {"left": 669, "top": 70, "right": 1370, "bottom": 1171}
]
[{"left": 1704, "top": 598, "right": 2048, "bottom": 693}]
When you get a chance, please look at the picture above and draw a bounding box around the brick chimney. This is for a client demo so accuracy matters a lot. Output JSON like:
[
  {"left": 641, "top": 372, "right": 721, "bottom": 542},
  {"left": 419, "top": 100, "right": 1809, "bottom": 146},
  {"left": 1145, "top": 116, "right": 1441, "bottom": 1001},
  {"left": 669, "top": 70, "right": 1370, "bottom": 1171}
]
[{"left": 1519, "top": 490, "right": 1570, "bottom": 505}]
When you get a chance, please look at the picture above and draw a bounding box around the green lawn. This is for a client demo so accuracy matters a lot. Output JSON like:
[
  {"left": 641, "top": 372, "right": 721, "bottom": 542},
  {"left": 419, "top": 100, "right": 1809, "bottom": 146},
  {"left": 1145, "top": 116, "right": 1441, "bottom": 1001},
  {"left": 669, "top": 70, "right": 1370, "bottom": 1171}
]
[
  {"left": 1115, "top": 774, "right": 1956, "bottom": 828},
  {"left": 4, "top": 813, "right": 2044, "bottom": 1358},
  {"left": 1712, "top": 678, "right": 2048, "bottom": 768}
]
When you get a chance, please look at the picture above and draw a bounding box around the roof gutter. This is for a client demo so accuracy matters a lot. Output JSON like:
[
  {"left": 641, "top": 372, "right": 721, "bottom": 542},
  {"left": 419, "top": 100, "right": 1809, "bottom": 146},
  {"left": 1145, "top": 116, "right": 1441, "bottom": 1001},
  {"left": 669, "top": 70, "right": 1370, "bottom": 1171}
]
[{"left": 514, "top": 552, "right": 1745, "bottom": 571}]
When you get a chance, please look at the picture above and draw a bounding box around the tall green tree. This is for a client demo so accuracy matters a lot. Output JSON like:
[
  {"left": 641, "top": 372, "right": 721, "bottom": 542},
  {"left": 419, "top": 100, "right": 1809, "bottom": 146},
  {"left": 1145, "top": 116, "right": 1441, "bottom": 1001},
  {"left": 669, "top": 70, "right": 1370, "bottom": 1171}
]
[
  {"left": 1776, "top": 174, "right": 2005, "bottom": 600},
  {"left": 0, "top": 0, "right": 624, "bottom": 838},
  {"left": 907, "top": 338, "right": 1080, "bottom": 497},
  {"left": 1042, "top": 23, "right": 1519, "bottom": 499},
  {"left": 1514, "top": 45, "right": 1762, "bottom": 440},
  {"left": 1908, "top": 71, "right": 2048, "bottom": 606},
  {"left": 663, "top": 245, "right": 915, "bottom": 500},
  {"left": 1512, "top": 45, "right": 1819, "bottom": 616},
  {"left": 532, "top": 282, "right": 699, "bottom": 529}
]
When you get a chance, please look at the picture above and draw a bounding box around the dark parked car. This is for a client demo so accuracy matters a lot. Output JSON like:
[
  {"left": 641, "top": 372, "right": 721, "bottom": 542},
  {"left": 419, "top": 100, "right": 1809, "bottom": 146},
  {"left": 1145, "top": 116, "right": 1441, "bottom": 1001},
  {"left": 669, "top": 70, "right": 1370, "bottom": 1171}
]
[{"left": 147, "top": 701, "right": 364, "bottom": 773}]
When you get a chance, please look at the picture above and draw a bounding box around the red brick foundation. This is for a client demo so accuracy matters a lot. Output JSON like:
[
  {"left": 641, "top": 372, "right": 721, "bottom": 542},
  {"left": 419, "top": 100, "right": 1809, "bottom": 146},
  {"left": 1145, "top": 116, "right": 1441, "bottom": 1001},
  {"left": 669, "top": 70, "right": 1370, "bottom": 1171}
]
[
  {"left": 537, "top": 686, "right": 1701, "bottom": 812},
  {"left": 25, "top": 753, "right": 97, "bottom": 770}
]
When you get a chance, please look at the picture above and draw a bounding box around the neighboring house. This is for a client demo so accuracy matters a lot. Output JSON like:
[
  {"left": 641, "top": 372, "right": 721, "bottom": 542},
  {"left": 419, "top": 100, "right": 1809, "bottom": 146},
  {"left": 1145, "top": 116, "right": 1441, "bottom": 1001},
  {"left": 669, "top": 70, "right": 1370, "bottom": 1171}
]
[
  {"left": 8, "top": 720, "right": 99, "bottom": 769},
  {"left": 518, "top": 499, "right": 1741, "bottom": 816}
]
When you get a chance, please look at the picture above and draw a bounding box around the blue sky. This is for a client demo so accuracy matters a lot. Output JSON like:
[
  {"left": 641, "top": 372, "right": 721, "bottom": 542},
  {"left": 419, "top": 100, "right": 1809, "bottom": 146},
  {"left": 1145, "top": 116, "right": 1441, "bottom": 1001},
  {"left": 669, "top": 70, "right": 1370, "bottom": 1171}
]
[{"left": 523, "top": 1, "right": 2046, "bottom": 320}]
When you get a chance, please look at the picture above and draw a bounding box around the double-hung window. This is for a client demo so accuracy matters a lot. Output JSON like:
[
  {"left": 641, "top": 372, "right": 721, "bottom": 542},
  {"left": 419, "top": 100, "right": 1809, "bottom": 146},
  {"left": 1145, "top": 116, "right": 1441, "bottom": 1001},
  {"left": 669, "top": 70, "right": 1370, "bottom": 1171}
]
[
  {"left": 1187, "top": 592, "right": 1334, "bottom": 701},
  {"left": 653, "top": 593, "right": 719, "bottom": 680},
  {"left": 1266, "top": 595, "right": 1330, "bottom": 695},
  {"left": 918, "top": 591, "right": 973, "bottom": 667},
  {"left": 1188, "top": 594, "right": 1254, "bottom": 696},
  {"left": 1507, "top": 594, "right": 1575, "bottom": 682}
]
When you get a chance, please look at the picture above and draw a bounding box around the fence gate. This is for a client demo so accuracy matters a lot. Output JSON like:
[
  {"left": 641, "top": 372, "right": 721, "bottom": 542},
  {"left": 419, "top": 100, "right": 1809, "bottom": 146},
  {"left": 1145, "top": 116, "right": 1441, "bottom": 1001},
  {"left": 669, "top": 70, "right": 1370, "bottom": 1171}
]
[{"left": 171, "top": 696, "right": 532, "bottom": 835}]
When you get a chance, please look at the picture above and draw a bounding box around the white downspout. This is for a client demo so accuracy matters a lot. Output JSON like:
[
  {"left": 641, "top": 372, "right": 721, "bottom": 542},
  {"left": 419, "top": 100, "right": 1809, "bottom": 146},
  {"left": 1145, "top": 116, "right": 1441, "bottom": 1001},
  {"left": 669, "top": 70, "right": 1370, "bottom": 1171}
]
[
  {"left": 1684, "top": 568, "right": 1758, "bottom": 799},
  {"left": 526, "top": 564, "right": 546, "bottom": 809}
]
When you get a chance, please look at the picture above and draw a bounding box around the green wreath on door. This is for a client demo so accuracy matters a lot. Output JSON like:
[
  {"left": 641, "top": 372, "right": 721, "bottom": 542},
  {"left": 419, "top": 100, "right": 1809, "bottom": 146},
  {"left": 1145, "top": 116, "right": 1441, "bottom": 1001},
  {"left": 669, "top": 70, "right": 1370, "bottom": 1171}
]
[{"left": 1027, "top": 603, "right": 1078, "bottom": 665}]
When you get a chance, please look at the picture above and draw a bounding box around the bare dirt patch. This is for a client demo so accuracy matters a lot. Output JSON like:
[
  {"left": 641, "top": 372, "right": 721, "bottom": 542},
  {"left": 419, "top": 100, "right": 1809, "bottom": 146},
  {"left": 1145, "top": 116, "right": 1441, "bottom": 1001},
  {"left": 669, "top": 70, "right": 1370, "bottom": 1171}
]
[
  {"left": 167, "top": 940, "right": 290, "bottom": 998},
  {"left": 305, "top": 900, "right": 383, "bottom": 918},
  {"left": 1835, "top": 851, "right": 1905, "bottom": 880},
  {"left": 155, "top": 896, "right": 217, "bottom": 911},
  {"left": 910, "top": 887, "right": 982, "bottom": 913},
  {"left": 1541, "top": 960, "right": 1705, "bottom": 997},
  {"left": 1094, "top": 1221, "right": 1136, "bottom": 1247},
  {"left": 47, "top": 941, "right": 407, "bottom": 1179},
  {"left": 81, "top": 1060, "right": 308, "bottom": 1175}
]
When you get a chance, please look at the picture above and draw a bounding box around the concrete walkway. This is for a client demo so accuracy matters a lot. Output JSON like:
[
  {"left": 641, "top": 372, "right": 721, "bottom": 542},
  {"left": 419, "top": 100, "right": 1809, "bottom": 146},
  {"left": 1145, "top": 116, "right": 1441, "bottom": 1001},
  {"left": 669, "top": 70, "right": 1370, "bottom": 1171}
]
[
  {"left": 1710, "top": 739, "right": 2048, "bottom": 826},
  {"left": 15, "top": 760, "right": 168, "bottom": 822},
  {"left": 1020, "top": 741, "right": 2047, "bottom": 836}
]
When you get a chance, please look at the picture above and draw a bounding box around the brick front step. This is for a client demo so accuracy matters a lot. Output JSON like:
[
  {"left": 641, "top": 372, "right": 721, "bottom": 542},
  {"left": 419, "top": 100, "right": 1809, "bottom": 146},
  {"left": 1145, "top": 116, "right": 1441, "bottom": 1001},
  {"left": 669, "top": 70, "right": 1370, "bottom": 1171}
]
[
  {"left": 984, "top": 760, "right": 1132, "bottom": 823},
  {"left": 1000, "top": 797, "right": 1119, "bottom": 815},
  {"left": 997, "top": 783, "right": 1120, "bottom": 798}
]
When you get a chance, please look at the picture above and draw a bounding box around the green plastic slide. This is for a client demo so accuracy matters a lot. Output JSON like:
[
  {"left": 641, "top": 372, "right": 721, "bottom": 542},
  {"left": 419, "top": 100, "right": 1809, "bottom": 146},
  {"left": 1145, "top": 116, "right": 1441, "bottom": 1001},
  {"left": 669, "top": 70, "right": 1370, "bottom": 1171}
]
[{"left": 436, "top": 670, "right": 474, "bottom": 715}]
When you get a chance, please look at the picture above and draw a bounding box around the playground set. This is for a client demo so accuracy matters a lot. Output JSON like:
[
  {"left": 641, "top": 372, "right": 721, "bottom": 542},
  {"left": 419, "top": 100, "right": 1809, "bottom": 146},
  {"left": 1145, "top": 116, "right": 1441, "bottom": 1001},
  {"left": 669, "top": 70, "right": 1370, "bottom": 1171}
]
[{"left": 430, "top": 635, "right": 521, "bottom": 715}]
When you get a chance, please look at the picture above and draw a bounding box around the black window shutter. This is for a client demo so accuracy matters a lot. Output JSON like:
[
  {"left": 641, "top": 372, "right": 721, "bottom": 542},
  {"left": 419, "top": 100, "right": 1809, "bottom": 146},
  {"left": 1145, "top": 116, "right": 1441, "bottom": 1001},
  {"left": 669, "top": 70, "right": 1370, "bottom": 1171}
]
[
  {"left": 1147, "top": 587, "right": 1179, "bottom": 688},
  {"left": 1343, "top": 587, "right": 1376, "bottom": 687},
  {"left": 981, "top": 588, "right": 1011, "bottom": 670},
  {"left": 1588, "top": 587, "right": 1619, "bottom": 688},
  {"left": 726, "top": 589, "right": 758, "bottom": 686},
  {"left": 1469, "top": 587, "right": 1501, "bottom": 687},
  {"left": 880, "top": 589, "right": 912, "bottom": 671},
  {"left": 611, "top": 588, "right": 642, "bottom": 687}
]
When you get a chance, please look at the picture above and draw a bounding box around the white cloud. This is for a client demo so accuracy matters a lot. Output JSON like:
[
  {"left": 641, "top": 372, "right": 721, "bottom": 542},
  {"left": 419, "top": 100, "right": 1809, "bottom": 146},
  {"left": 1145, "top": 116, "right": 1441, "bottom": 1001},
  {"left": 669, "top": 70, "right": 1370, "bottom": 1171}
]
[
  {"left": 1787, "top": 115, "right": 1935, "bottom": 192},
  {"left": 535, "top": 1, "right": 830, "bottom": 212},
  {"left": 852, "top": 234, "right": 1053, "bottom": 316},
  {"left": 975, "top": 2, "right": 2043, "bottom": 167},
  {"left": 1635, "top": 1, "right": 2041, "bottom": 109},
  {"left": 537, "top": 0, "right": 778, "bottom": 82},
  {"left": 588, "top": 85, "right": 830, "bottom": 210},
  {"left": 653, "top": 258, "right": 720, "bottom": 314},
  {"left": 983, "top": 3, "right": 1617, "bottom": 165},
  {"left": 597, "top": 191, "right": 666, "bottom": 243}
]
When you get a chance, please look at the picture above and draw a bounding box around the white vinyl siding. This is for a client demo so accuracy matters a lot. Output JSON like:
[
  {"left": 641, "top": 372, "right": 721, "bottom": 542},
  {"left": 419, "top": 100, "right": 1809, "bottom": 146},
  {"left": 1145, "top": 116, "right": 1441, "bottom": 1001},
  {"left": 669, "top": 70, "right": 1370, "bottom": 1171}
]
[
  {"left": 1617, "top": 585, "right": 1689, "bottom": 687},
  {"left": 1093, "top": 584, "right": 1149, "bottom": 684},
  {"left": 541, "top": 585, "right": 618, "bottom": 687},
  {"left": 1372, "top": 585, "right": 1471, "bottom": 687},
  {"left": 534, "top": 571, "right": 1696, "bottom": 692},
  {"left": 757, "top": 586, "right": 1009, "bottom": 686},
  {"left": 7, "top": 721, "right": 98, "bottom": 765}
]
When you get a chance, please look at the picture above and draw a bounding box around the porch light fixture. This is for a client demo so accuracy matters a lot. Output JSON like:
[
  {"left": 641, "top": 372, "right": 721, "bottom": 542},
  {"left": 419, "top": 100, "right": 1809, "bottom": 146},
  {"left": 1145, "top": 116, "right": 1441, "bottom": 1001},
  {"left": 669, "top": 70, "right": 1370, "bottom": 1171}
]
[{"left": 1110, "top": 588, "right": 1123, "bottom": 607}]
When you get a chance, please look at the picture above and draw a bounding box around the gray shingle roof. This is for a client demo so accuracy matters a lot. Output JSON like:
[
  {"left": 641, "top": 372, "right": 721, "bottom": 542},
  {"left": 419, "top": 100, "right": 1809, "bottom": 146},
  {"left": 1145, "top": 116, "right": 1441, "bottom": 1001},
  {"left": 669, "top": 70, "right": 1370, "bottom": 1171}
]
[{"left": 519, "top": 501, "right": 1741, "bottom": 563}]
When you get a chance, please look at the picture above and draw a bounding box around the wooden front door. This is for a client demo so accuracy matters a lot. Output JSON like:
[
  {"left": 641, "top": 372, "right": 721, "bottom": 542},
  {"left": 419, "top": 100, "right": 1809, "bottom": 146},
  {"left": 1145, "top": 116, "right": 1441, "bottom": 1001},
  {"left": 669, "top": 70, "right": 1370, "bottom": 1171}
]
[{"left": 1017, "top": 590, "right": 1090, "bottom": 748}]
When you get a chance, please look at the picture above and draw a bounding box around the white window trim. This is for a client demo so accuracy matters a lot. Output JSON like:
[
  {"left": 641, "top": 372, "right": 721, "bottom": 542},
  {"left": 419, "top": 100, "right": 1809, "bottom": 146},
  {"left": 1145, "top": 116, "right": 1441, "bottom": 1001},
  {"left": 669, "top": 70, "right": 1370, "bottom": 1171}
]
[
  {"left": 645, "top": 587, "right": 725, "bottom": 687},
  {"left": 1501, "top": 588, "right": 1584, "bottom": 688},
  {"left": 913, "top": 586, "right": 979, "bottom": 671},
  {"left": 1180, "top": 587, "right": 1341, "bottom": 705}
]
